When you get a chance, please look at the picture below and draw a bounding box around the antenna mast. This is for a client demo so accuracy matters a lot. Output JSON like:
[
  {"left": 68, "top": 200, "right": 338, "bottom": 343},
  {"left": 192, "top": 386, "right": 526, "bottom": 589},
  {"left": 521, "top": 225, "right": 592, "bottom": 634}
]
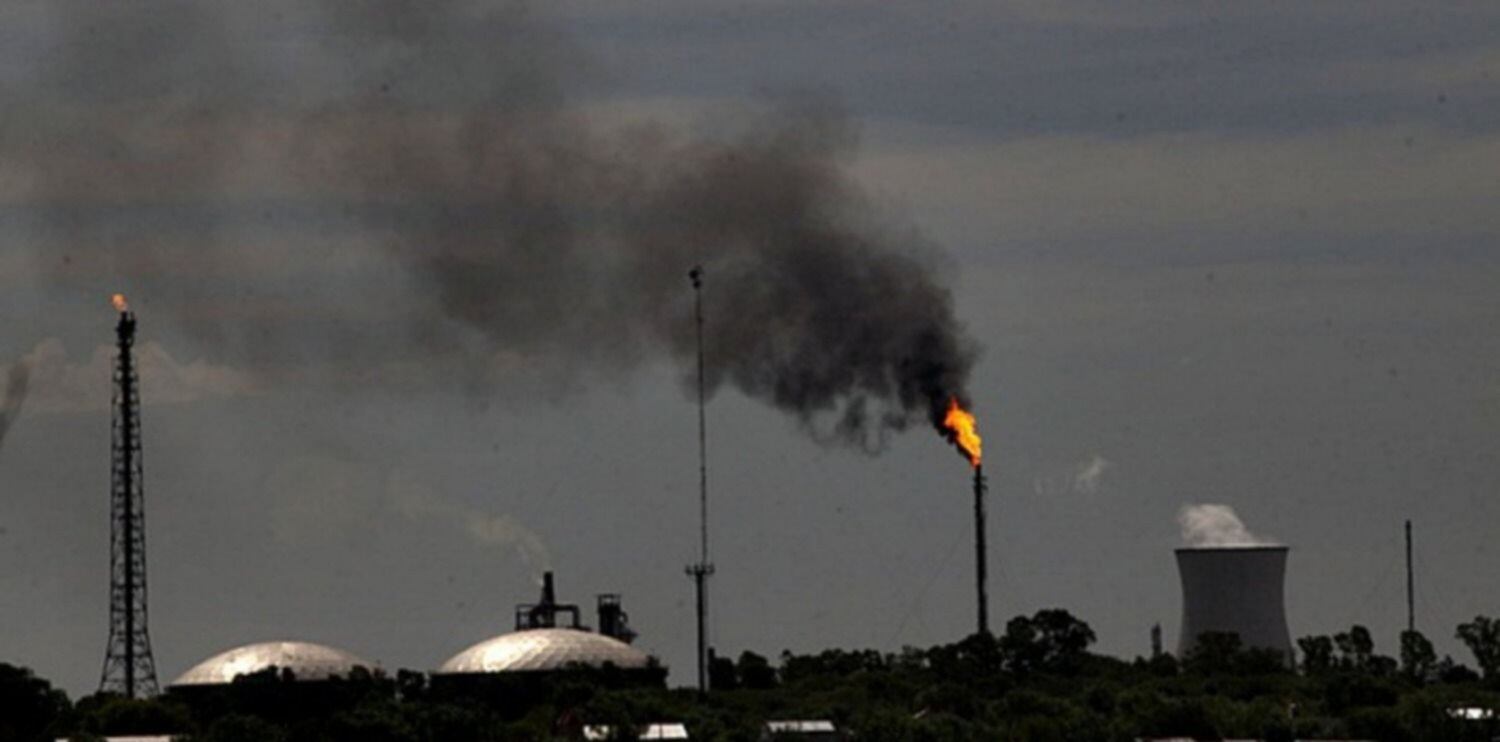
[
  {"left": 99, "top": 303, "right": 160, "bottom": 697},
  {"left": 684, "top": 266, "right": 715, "bottom": 693}
]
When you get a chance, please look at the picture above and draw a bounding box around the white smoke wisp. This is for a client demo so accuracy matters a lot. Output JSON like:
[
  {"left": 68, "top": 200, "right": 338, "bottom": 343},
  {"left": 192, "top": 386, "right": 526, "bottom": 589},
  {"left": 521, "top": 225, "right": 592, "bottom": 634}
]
[
  {"left": 1031, "top": 453, "right": 1112, "bottom": 496},
  {"left": 387, "top": 479, "right": 553, "bottom": 574},
  {"left": 1177, "top": 504, "right": 1278, "bottom": 548},
  {"left": 1072, "top": 454, "right": 1111, "bottom": 494},
  {"left": 462, "top": 513, "right": 554, "bottom": 574}
]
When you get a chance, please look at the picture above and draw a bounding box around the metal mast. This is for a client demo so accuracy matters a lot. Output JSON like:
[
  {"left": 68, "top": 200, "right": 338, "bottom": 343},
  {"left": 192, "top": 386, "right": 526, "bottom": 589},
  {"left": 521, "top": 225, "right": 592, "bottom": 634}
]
[
  {"left": 684, "top": 266, "right": 714, "bottom": 693},
  {"left": 99, "top": 303, "right": 160, "bottom": 697}
]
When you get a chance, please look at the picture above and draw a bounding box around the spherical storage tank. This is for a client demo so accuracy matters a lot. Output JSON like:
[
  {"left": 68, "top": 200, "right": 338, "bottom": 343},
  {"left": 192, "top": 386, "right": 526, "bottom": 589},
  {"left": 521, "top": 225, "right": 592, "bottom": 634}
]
[
  {"left": 432, "top": 571, "right": 665, "bottom": 706},
  {"left": 1176, "top": 545, "right": 1293, "bottom": 661},
  {"left": 171, "top": 641, "right": 376, "bottom": 687},
  {"left": 438, "top": 627, "right": 653, "bottom": 674}
]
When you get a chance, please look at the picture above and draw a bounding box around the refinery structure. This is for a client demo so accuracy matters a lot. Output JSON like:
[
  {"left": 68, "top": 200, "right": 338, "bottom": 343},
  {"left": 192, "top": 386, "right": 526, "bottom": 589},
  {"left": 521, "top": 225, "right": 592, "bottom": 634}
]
[
  {"left": 87, "top": 290, "right": 1306, "bottom": 702},
  {"left": 168, "top": 572, "right": 660, "bottom": 696},
  {"left": 155, "top": 550, "right": 1302, "bottom": 693},
  {"left": 437, "top": 572, "right": 650, "bottom": 677},
  {"left": 91, "top": 300, "right": 666, "bottom": 704},
  {"left": 36, "top": 290, "right": 1382, "bottom": 742}
]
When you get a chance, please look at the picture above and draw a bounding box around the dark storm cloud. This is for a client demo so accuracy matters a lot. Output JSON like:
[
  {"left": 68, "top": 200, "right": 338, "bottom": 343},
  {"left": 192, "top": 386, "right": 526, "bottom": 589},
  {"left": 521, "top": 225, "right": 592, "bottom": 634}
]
[
  {"left": 559, "top": 2, "right": 1500, "bottom": 138},
  {"left": 13, "top": 0, "right": 977, "bottom": 447}
]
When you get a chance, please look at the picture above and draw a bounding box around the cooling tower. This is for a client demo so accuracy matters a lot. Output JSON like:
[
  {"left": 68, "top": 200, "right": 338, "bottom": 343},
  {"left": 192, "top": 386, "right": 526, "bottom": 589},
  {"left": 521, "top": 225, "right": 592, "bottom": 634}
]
[{"left": 1175, "top": 545, "right": 1292, "bottom": 660}]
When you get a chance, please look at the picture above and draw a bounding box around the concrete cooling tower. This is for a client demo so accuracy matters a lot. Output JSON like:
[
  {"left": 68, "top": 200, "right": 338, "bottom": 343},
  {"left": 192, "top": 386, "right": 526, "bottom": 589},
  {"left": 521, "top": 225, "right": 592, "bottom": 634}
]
[{"left": 1176, "top": 545, "right": 1293, "bottom": 661}]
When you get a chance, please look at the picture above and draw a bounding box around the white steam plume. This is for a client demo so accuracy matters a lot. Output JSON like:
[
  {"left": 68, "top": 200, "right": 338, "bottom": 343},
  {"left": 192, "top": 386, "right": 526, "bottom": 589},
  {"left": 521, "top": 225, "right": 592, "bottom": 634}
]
[{"left": 1177, "top": 504, "right": 1278, "bottom": 547}]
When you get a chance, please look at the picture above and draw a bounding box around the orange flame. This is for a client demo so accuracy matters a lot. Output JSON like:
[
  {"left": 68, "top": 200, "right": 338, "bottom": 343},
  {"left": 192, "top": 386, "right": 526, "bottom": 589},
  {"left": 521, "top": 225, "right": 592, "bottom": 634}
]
[
  {"left": 942, "top": 397, "right": 982, "bottom": 468},
  {"left": 111, "top": 293, "right": 129, "bottom": 313}
]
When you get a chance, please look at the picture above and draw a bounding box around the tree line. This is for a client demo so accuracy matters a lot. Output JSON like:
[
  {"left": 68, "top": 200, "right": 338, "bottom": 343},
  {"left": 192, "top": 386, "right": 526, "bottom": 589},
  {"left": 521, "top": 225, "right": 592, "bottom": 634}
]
[{"left": 4, "top": 612, "right": 1499, "bottom": 741}]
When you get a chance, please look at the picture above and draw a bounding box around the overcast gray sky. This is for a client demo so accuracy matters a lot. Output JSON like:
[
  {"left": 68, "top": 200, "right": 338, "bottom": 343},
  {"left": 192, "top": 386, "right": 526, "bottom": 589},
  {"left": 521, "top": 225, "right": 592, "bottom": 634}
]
[{"left": 2, "top": 1, "right": 1498, "bottom": 697}]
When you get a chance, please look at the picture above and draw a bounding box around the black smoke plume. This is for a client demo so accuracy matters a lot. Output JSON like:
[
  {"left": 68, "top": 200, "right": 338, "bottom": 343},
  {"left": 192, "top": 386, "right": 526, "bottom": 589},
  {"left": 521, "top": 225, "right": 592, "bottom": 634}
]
[{"left": 13, "top": 0, "right": 977, "bottom": 448}]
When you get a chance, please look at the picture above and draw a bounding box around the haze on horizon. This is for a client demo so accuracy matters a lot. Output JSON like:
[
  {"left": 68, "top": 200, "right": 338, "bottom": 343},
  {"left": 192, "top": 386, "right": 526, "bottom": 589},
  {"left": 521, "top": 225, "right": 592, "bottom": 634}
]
[{"left": 1, "top": 1, "right": 1498, "bottom": 697}]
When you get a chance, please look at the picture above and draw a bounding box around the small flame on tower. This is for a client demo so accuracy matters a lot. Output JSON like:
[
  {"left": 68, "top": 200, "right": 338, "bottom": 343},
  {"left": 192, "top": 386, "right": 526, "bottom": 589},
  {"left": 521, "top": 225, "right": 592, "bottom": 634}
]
[
  {"left": 112, "top": 293, "right": 129, "bottom": 313},
  {"left": 941, "top": 396, "right": 982, "bottom": 468}
]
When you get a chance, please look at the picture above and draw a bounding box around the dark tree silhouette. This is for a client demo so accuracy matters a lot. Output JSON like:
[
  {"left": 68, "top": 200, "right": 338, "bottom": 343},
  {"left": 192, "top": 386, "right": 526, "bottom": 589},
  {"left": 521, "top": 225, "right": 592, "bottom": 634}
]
[
  {"left": 1299, "top": 635, "right": 1335, "bottom": 675},
  {"left": 1456, "top": 615, "right": 1500, "bottom": 681},
  {"left": 1399, "top": 629, "right": 1437, "bottom": 682},
  {"left": 0, "top": 662, "right": 69, "bottom": 741}
]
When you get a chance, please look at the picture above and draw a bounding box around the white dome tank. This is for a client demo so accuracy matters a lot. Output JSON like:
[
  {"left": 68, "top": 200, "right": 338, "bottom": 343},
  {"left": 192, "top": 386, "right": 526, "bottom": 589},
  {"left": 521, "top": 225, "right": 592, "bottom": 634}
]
[
  {"left": 171, "top": 641, "right": 375, "bottom": 686},
  {"left": 438, "top": 628, "right": 652, "bottom": 674}
]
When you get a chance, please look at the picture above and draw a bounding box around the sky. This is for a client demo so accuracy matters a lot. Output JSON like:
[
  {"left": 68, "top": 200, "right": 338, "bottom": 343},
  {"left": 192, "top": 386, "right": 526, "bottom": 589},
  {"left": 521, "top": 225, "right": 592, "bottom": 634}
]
[{"left": 2, "top": 1, "right": 1499, "bottom": 697}]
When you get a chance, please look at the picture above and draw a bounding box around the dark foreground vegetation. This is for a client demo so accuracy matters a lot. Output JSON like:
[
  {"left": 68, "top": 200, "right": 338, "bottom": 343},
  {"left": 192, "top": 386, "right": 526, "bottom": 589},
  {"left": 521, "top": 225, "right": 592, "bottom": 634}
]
[{"left": 6, "top": 612, "right": 1500, "bottom": 741}]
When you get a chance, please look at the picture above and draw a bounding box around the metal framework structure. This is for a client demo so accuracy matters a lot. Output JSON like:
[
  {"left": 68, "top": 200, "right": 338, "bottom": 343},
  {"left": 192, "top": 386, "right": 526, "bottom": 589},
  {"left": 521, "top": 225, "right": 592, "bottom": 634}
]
[
  {"left": 684, "top": 266, "right": 714, "bottom": 693},
  {"left": 99, "top": 308, "right": 160, "bottom": 697}
]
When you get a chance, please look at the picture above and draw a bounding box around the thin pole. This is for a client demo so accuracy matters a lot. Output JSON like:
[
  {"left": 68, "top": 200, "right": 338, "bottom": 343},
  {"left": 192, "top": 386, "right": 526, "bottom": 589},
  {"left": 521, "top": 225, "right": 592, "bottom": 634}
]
[
  {"left": 974, "top": 464, "right": 988, "bottom": 636},
  {"left": 694, "top": 572, "right": 707, "bottom": 691},
  {"left": 694, "top": 268, "right": 708, "bottom": 568},
  {"left": 685, "top": 266, "right": 714, "bottom": 693},
  {"left": 1405, "top": 520, "right": 1414, "bottom": 633}
]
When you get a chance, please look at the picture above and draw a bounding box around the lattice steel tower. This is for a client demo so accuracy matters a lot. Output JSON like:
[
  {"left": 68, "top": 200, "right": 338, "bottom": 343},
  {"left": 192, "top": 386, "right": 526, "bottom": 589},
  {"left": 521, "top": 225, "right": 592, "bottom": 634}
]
[{"left": 99, "top": 298, "right": 160, "bottom": 697}]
